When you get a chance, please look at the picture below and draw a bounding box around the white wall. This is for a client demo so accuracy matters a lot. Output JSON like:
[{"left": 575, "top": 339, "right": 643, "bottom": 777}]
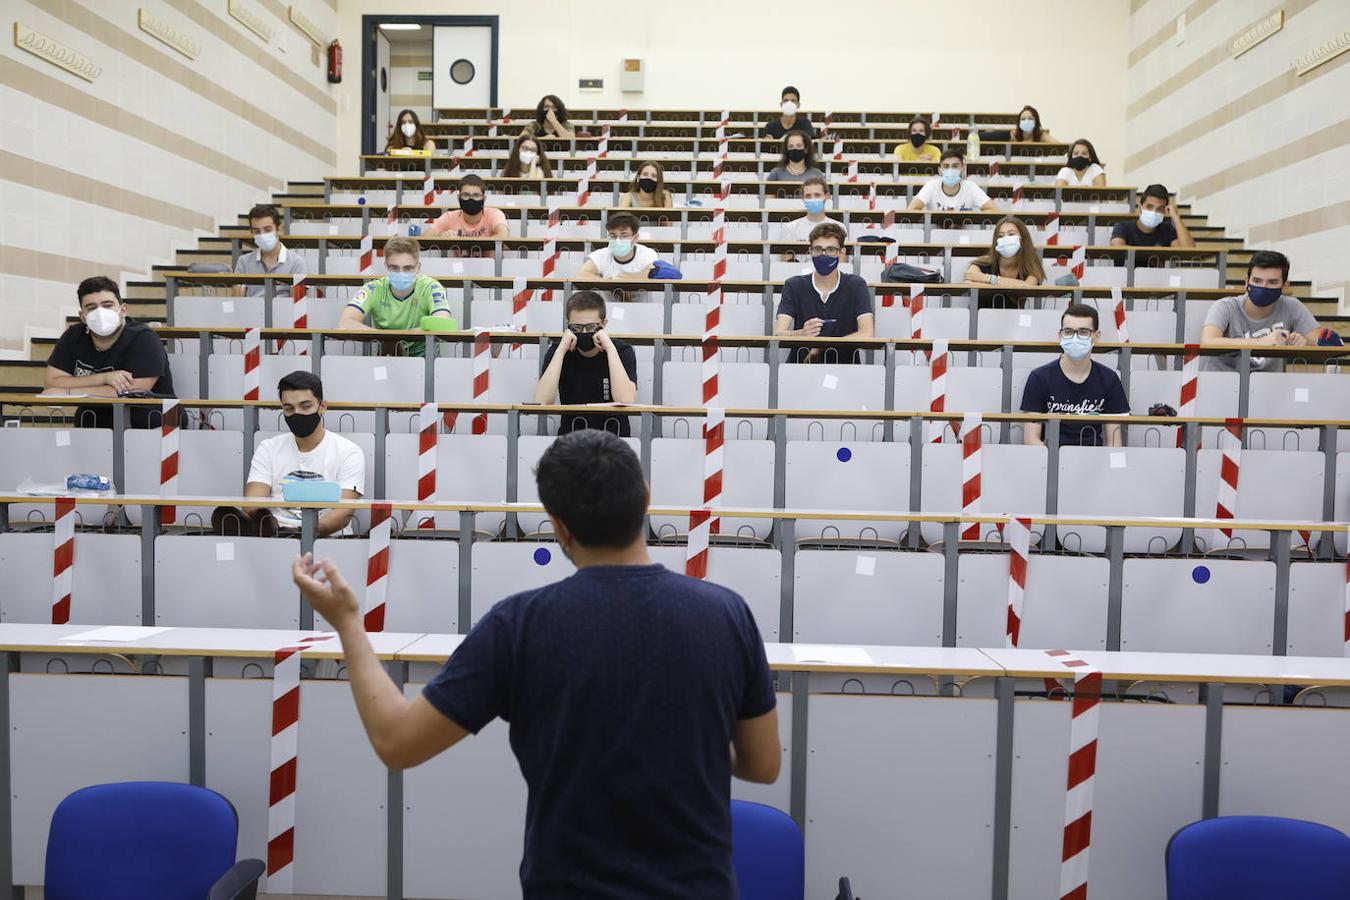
[
  {"left": 1126, "top": 0, "right": 1350, "bottom": 303},
  {"left": 0, "top": 0, "right": 338, "bottom": 350},
  {"left": 335, "top": 0, "right": 1131, "bottom": 176}
]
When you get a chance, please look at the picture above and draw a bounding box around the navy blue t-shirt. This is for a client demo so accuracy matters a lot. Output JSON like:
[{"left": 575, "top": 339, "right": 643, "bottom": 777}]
[
  {"left": 776, "top": 272, "right": 875, "bottom": 364},
  {"left": 1020, "top": 359, "right": 1129, "bottom": 446},
  {"left": 422, "top": 563, "right": 776, "bottom": 899}
]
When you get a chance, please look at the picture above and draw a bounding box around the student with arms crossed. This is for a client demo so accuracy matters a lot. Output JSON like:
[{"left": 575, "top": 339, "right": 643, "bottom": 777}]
[
  {"left": 774, "top": 222, "right": 875, "bottom": 364},
  {"left": 44, "top": 276, "right": 175, "bottom": 429},
  {"left": 1200, "top": 250, "right": 1320, "bottom": 372},
  {"left": 291, "top": 429, "right": 780, "bottom": 899},
  {"left": 533, "top": 291, "right": 638, "bottom": 435},
  {"left": 1021, "top": 304, "right": 1129, "bottom": 448}
]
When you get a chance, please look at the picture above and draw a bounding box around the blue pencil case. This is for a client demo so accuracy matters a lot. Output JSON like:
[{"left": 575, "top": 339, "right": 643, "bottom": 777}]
[{"left": 281, "top": 480, "right": 342, "bottom": 503}]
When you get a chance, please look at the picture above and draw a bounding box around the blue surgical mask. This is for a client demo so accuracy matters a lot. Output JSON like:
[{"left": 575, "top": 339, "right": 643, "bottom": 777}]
[
  {"left": 1060, "top": 334, "right": 1093, "bottom": 360},
  {"left": 941, "top": 169, "right": 962, "bottom": 188},
  {"left": 609, "top": 237, "right": 633, "bottom": 258},
  {"left": 812, "top": 254, "right": 839, "bottom": 276},
  {"left": 254, "top": 232, "right": 278, "bottom": 252},
  {"left": 1248, "top": 284, "right": 1282, "bottom": 307},
  {"left": 804, "top": 199, "right": 826, "bottom": 216},
  {"left": 1139, "top": 209, "right": 1165, "bottom": 229},
  {"left": 388, "top": 271, "right": 416, "bottom": 293},
  {"left": 995, "top": 236, "right": 1021, "bottom": 258},
  {"left": 1019, "top": 118, "right": 1036, "bottom": 134}
]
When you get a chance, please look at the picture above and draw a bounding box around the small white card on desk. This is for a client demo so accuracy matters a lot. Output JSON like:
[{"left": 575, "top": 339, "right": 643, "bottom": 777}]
[
  {"left": 54, "top": 431, "right": 71, "bottom": 447},
  {"left": 222, "top": 300, "right": 235, "bottom": 313},
  {"left": 822, "top": 374, "right": 839, "bottom": 390},
  {"left": 1294, "top": 388, "right": 1310, "bottom": 403},
  {"left": 610, "top": 306, "right": 625, "bottom": 320},
  {"left": 61, "top": 626, "right": 172, "bottom": 643},
  {"left": 328, "top": 224, "right": 339, "bottom": 235},
  {"left": 373, "top": 366, "right": 388, "bottom": 382},
  {"left": 452, "top": 262, "right": 464, "bottom": 274},
  {"left": 1168, "top": 275, "right": 1182, "bottom": 287},
  {"left": 1018, "top": 314, "right": 1032, "bottom": 327},
  {"left": 216, "top": 542, "right": 235, "bottom": 562},
  {"left": 1089, "top": 205, "right": 1100, "bottom": 214},
  {"left": 959, "top": 235, "right": 969, "bottom": 244},
  {"left": 1109, "top": 451, "right": 1127, "bottom": 469},
  {"left": 855, "top": 555, "right": 876, "bottom": 576},
  {"left": 791, "top": 644, "right": 874, "bottom": 666}
]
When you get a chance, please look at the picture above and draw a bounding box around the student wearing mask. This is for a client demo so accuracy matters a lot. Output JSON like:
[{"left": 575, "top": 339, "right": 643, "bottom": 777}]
[
  {"left": 765, "top": 86, "right": 815, "bottom": 139},
  {"left": 519, "top": 94, "right": 576, "bottom": 140},
  {"left": 501, "top": 137, "right": 552, "bottom": 179},
  {"left": 44, "top": 276, "right": 175, "bottom": 430},
  {"left": 774, "top": 175, "right": 843, "bottom": 245},
  {"left": 1020, "top": 304, "right": 1128, "bottom": 448},
  {"left": 426, "top": 174, "right": 510, "bottom": 238},
  {"left": 1200, "top": 250, "right": 1320, "bottom": 372},
  {"left": 894, "top": 116, "right": 942, "bottom": 164},
  {"left": 1010, "top": 105, "right": 1054, "bottom": 143},
  {"left": 233, "top": 203, "right": 307, "bottom": 297},
  {"left": 533, "top": 291, "right": 639, "bottom": 436},
  {"left": 240, "top": 371, "right": 364, "bottom": 537},
  {"left": 1110, "top": 184, "right": 1196, "bottom": 248},
  {"left": 338, "top": 237, "right": 452, "bottom": 356},
  {"left": 774, "top": 222, "right": 875, "bottom": 364},
  {"left": 766, "top": 130, "right": 825, "bottom": 183},
  {"left": 909, "top": 149, "right": 999, "bottom": 211},
  {"left": 1055, "top": 139, "right": 1107, "bottom": 188},
  {"left": 576, "top": 212, "right": 660, "bottom": 280},
  {"left": 965, "top": 216, "right": 1046, "bottom": 287},
  {"left": 385, "top": 109, "right": 436, "bottom": 154},
  {"left": 617, "top": 161, "right": 675, "bottom": 208}
]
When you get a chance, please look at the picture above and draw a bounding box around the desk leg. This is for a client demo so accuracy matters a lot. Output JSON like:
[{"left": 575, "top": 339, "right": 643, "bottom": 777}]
[
  {"left": 788, "top": 671, "right": 810, "bottom": 833},
  {"left": 1201, "top": 682, "right": 1224, "bottom": 820},
  {"left": 386, "top": 660, "right": 406, "bottom": 900},
  {"left": 189, "top": 656, "right": 212, "bottom": 788},
  {"left": 0, "top": 652, "right": 21, "bottom": 898},
  {"left": 990, "top": 676, "right": 1014, "bottom": 900},
  {"left": 300, "top": 510, "right": 318, "bottom": 630}
]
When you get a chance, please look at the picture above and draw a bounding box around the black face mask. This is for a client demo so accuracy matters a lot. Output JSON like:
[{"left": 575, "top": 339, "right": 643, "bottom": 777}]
[
  {"left": 574, "top": 332, "right": 596, "bottom": 352},
  {"left": 1068, "top": 156, "right": 1091, "bottom": 171},
  {"left": 460, "top": 197, "right": 485, "bottom": 216},
  {"left": 637, "top": 177, "right": 658, "bottom": 194},
  {"left": 285, "top": 411, "right": 321, "bottom": 438},
  {"left": 909, "top": 132, "right": 927, "bottom": 147},
  {"left": 786, "top": 148, "right": 807, "bottom": 163}
]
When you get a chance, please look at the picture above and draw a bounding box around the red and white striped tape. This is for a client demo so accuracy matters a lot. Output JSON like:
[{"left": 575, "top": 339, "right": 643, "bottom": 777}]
[
  {"left": 822, "top": 110, "right": 832, "bottom": 138},
  {"left": 701, "top": 290, "right": 721, "bottom": 406},
  {"left": 711, "top": 206, "right": 727, "bottom": 290},
  {"left": 540, "top": 202, "right": 562, "bottom": 303},
  {"left": 882, "top": 208, "right": 896, "bottom": 233},
  {"left": 1044, "top": 648, "right": 1102, "bottom": 900},
  {"left": 510, "top": 275, "right": 532, "bottom": 352},
  {"left": 1111, "top": 286, "right": 1130, "bottom": 343},
  {"left": 597, "top": 125, "right": 610, "bottom": 159},
  {"left": 1069, "top": 245, "right": 1086, "bottom": 281},
  {"left": 51, "top": 496, "right": 75, "bottom": 625},
  {"left": 385, "top": 203, "right": 401, "bottom": 238},
  {"left": 1005, "top": 516, "right": 1032, "bottom": 646},
  {"left": 267, "top": 633, "right": 335, "bottom": 890},
  {"left": 462, "top": 136, "right": 475, "bottom": 157},
  {"left": 832, "top": 136, "right": 843, "bottom": 161},
  {"left": 989, "top": 158, "right": 1002, "bottom": 178},
  {"left": 685, "top": 406, "right": 724, "bottom": 580},
  {"left": 928, "top": 338, "right": 948, "bottom": 443},
  {"left": 882, "top": 237, "right": 899, "bottom": 273},
  {"left": 960, "top": 413, "right": 982, "bottom": 540},
  {"left": 867, "top": 179, "right": 877, "bottom": 211},
  {"left": 909, "top": 283, "right": 927, "bottom": 364},
  {"left": 358, "top": 229, "right": 373, "bottom": 276},
  {"left": 847, "top": 160, "right": 859, "bottom": 183},
  {"left": 416, "top": 402, "right": 438, "bottom": 529},
  {"left": 1043, "top": 212, "right": 1060, "bottom": 247},
  {"left": 422, "top": 173, "right": 436, "bottom": 211},
  {"left": 1343, "top": 532, "right": 1350, "bottom": 656},
  {"left": 618, "top": 108, "right": 628, "bottom": 123},
  {"left": 1176, "top": 343, "right": 1200, "bottom": 448},
  {"left": 1215, "top": 418, "right": 1243, "bottom": 540},
  {"left": 487, "top": 121, "right": 498, "bottom": 138},
  {"left": 160, "top": 399, "right": 180, "bottom": 526},
  {"left": 364, "top": 502, "right": 393, "bottom": 632},
  {"left": 713, "top": 109, "right": 729, "bottom": 181},
  {"left": 1011, "top": 182, "right": 1025, "bottom": 207},
  {"left": 576, "top": 156, "right": 597, "bottom": 207},
  {"left": 242, "top": 327, "right": 261, "bottom": 401},
  {"left": 471, "top": 330, "right": 490, "bottom": 434},
  {"left": 931, "top": 111, "right": 942, "bottom": 129},
  {"left": 290, "top": 273, "right": 309, "bottom": 357}
]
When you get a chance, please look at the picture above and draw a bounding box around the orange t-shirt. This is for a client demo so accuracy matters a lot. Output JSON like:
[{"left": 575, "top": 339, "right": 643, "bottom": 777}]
[{"left": 430, "top": 206, "right": 507, "bottom": 237}]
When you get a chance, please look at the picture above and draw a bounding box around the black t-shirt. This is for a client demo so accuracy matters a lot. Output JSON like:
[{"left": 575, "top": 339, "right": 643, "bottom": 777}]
[
  {"left": 1110, "top": 218, "right": 1178, "bottom": 247},
  {"left": 1020, "top": 359, "right": 1129, "bottom": 446},
  {"left": 764, "top": 115, "right": 815, "bottom": 139},
  {"left": 46, "top": 320, "right": 175, "bottom": 429},
  {"left": 776, "top": 272, "right": 875, "bottom": 364},
  {"left": 423, "top": 564, "right": 776, "bottom": 899},
  {"left": 540, "top": 339, "right": 639, "bottom": 435}
]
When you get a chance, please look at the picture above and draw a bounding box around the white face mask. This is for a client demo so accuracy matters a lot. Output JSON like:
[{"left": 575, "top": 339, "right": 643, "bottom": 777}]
[
  {"left": 254, "top": 231, "right": 278, "bottom": 252},
  {"left": 86, "top": 306, "right": 122, "bottom": 338},
  {"left": 400, "top": 122, "right": 417, "bottom": 139},
  {"left": 995, "top": 236, "right": 1022, "bottom": 258},
  {"left": 518, "top": 149, "right": 537, "bottom": 165},
  {"left": 781, "top": 100, "right": 798, "bottom": 116}
]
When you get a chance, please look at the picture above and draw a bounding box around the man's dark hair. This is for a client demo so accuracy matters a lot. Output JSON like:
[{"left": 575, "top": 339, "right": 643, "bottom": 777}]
[
  {"left": 277, "top": 370, "right": 324, "bottom": 401},
  {"left": 76, "top": 276, "right": 121, "bottom": 305},
  {"left": 939, "top": 147, "right": 965, "bottom": 165},
  {"left": 1141, "top": 184, "right": 1170, "bottom": 204},
  {"left": 536, "top": 430, "right": 647, "bottom": 548},
  {"left": 248, "top": 203, "right": 282, "bottom": 227},
  {"left": 801, "top": 174, "right": 829, "bottom": 194},
  {"left": 459, "top": 173, "right": 486, "bottom": 192},
  {"left": 781, "top": 85, "right": 799, "bottom": 100},
  {"left": 1247, "top": 249, "right": 1290, "bottom": 281},
  {"left": 606, "top": 211, "right": 640, "bottom": 235},
  {"left": 1061, "top": 303, "right": 1100, "bottom": 330},
  {"left": 565, "top": 290, "right": 606, "bottom": 319}
]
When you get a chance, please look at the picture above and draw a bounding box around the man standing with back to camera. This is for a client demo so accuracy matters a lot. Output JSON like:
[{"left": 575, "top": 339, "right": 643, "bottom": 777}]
[{"left": 292, "top": 430, "right": 781, "bottom": 898}]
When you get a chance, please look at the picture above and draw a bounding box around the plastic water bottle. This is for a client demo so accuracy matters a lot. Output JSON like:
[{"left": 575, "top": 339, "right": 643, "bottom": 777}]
[
  {"left": 66, "top": 474, "right": 111, "bottom": 492},
  {"left": 966, "top": 128, "right": 981, "bottom": 161},
  {"left": 408, "top": 224, "right": 422, "bottom": 237}
]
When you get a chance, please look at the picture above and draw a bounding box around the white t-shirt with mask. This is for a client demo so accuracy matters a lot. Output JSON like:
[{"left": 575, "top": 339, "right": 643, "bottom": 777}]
[
  {"left": 775, "top": 215, "right": 844, "bottom": 242},
  {"left": 915, "top": 178, "right": 991, "bottom": 211},
  {"left": 586, "top": 243, "right": 659, "bottom": 278},
  {"left": 1055, "top": 163, "right": 1105, "bottom": 186},
  {"left": 246, "top": 430, "right": 366, "bottom": 531}
]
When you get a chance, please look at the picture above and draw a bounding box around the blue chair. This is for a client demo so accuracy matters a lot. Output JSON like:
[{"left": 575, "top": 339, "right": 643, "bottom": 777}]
[
  {"left": 45, "top": 782, "right": 264, "bottom": 900},
  {"left": 1166, "top": 815, "right": 1350, "bottom": 898},
  {"left": 732, "top": 799, "right": 856, "bottom": 899}
]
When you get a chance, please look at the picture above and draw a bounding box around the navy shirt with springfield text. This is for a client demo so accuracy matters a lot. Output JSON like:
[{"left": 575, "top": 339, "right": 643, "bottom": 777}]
[
  {"left": 1020, "top": 359, "right": 1129, "bottom": 446},
  {"left": 776, "top": 272, "right": 875, "bottom": 363},
  {"left": 422, "top": 564, "right": 775, "bottom": 899}
]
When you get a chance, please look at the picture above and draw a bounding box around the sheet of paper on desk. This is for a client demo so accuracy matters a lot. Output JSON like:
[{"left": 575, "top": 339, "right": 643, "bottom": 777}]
[
  {"left": 791, "top": 644, "right": 874, "bottom": 666},
  {"left": 35, "top": 392, "right": 93, "bottom": 399},
  {"left": 61, "top": 626, "right": 174, "bottom": 642}
]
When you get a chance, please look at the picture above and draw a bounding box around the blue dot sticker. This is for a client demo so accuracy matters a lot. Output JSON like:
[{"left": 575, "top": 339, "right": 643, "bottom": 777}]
[
  {"left": 1191, "top": 565, "right": 1211, "bottom": 584},
  {"left": 836, "top": 447, "right": 853, "bottom": 463},
  {"left": 533, "top": 547, "right": 552, "bottom": 566},
  {"left": 356, "top": 195, "right": 367, "bottom": 205}
]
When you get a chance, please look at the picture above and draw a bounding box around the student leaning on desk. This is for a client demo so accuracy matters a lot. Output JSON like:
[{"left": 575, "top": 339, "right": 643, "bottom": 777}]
[{"left": 292, "top": 429, "right": 781, "bottom": 899}]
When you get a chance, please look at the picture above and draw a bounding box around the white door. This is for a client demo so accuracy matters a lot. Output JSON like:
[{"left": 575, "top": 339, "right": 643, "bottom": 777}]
[
  {"left": 432, "top": 25, "right": 493, "bottom": 109},
  {"left": 376, "top": 30, "right": 392, "bottom": 144}
]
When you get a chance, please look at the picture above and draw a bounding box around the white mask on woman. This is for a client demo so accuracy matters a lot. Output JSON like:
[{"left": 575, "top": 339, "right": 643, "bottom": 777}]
[
  {"left": 518, "top": 149, "right": 537, "bottom": 166},
  {"left": 400, "top": 122, "right": 417, "bottom": 139}
]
